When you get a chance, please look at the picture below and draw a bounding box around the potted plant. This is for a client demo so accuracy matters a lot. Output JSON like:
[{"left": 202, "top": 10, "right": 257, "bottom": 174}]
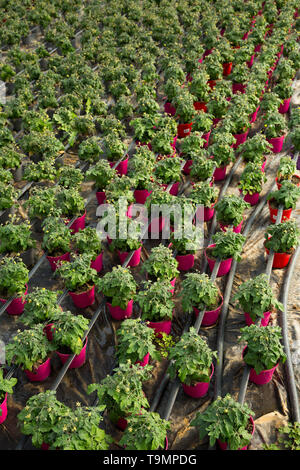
[
  {"left": 96, "top": 266, "right": 137, "bottom": 320},
  {"left": 264, "top": 219, "right": 300, "bottom": 269},
  {"left": 57, "top": 166, "right": 84, "bottom": 190},
  {"left": 0, "top": 219, "right": 36, "bottom": 267},
  {"left": 191, "top": 394, "right": 255, "bottom": 450},
  {"left": 154, "top": 156, "right": 183, "bottom": 195},
  {"left": 145, "top": 187, "right": 176, "bottom": 235},
  {"left": 72, "top": 227, "right": 103, "bottom": 273},
  {"left": 56, "top": 254, "right": 97, "bottom": 308},
  {"left": 105, "top": 175, "right": 136, "bottom": 211},
  {"left": 130, "top": 114, "right": 157, "bottom": 145},
  {"left": 230, "top": 63, "right": 249, "bottom": 94},
  {"left": 42, "top": 216, "right": 72, "bottom": 271},
  {"left": 87, "top": 362, "right": 152, "bottom": 430},
  {"left": 209, "top": 142, "right": 235, "bottom": 181},
  {"left": 233, "top": 273, "right": 284, "bottom": 326},
  {"left": 50, "top": 403, "right": 113, "bottom": 450},
  {"left": 23, "top": 159, "right": 57, "bottom": 183},
  {"left": 189, "top": 181, "right": 218, "bottom": 222},
  {"left": 25, "top": 187, "right": 57, "bottom": 230},
  {"left": 17, "top": 391, "right": 70, "bottom": 449},
  {"left": 0, "top": 368, "right": 17, "bottom": 425},
  {"left": 169, "top": 226, "right": 200, "bottom": 271},
  {"left": 78, "top": 137, "right": 102, "bottom": 163},
  {"left": 116, "top": 318, "right": 160, "bottom": 366},
  {"left": 181, "top": 272, "right": 223, "bottom": 326},
  {"left": 173, "top": 88, "right": 195, "bottom": 138},
  {"left": 56, "top": 188, "right": 86, "bottom": 234},
  {"left": 239, "top": 133, "right": 272, "bottom": 167},
  {"left": 49, "top": 309, "right": 90, "bottom": 369},
  {"left": 267, "top": 181, "right": 300, "bottom": 223},
  {"left": 205, "top": 230, "right": 246, "bottom": 277},
  {"left": 188, "top": 70, "right": 210, "bottom": 109},
  {"left": 20, "top": 287, "right": 62, "bottom": 331},
  {"left": 102, "top": 133, "right": 128, "bottom": 175},
  {"left": 223, "top": 109, "right": 251, "bottom": 149},
  {"left": 180, "top": 132, "right": 205, "bottom": 174},
  {"left": 128, "top": 150, "right": 156, "bottom": 204},
  {"left": 273, "top": 80, "right": 293, "bottom": 114},
  {"left": 85, "top": 159, "right": 117, "bottom": 205},
  {"left": 190, "top": 152, "right": 215, "bottom": 183},
  {"left": 238, "top": 162, "right": 267, "bottom": 205},
  {"left": 151, "top": 128, "right": 176, "bottom": 158},
  {"left": 215, "top": 194, "right": 250, "bottom": 232},
  {"left": 191, "top": 112, "right": 213, "bottom": 148},
  {"left": 135, "top": 280, "right": 175, "bottom": 337},
  {"left": 263, "top": 110, "right": 287, "bottom": 153},
  {"left": 289, "top": 127, "right": 300, "bottom": 153},
  {"left": 203, "top": 51, "right": 224, "bottom": 87},
  {"left": 109, "top": 219, "right": 143, "bottom": 268},
  {"left": 141, "top": 244, "right": 179, "bottom": 287},
  {"left": 168, "top": 327, "right": 217, "bottom": 397},
  {"left": 0, "top": 256, "right": 29, "bottom": 315},
  {"left": 260, "top": 92, "right": 282, "bottom": 115},
  {"left": 119, "top": 409, "right": 170, "bottom": 450},
  {"left": 276, "top": 157, "right": 300, "bottom": 189},
  {"left": 0, "top": 182, "right": 18, "bottom": 215},
  {"left": 239, "top": 324, "right": 286, "bottom": 385},
  {"left": 5, "top": 325, "right": 55, "bottom": 382}
]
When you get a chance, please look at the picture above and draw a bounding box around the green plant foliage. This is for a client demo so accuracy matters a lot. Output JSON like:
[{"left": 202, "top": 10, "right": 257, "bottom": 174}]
[
  {"left": 141, "top": 244, "right": 179, "bottom": 281},
  {"left": 42, "top": 216, "right": 72, "bottom": 256},
  {"left": 181, "top": 272, "right": 220, "bottom": 313},
  {"left": 268, "top": 180, "right": 300, "bottom": 209},
  {"left": 50, "top": 310, "right": 89, "bottom": 355},
  {"left": 20, "top": 287, "right": 62, "bottom": 327},
  {"left": 0, "top": 368, "right": 17, "bottom": 404},
  {"left": 56, "top": 254, "right": 97, "bottom": 292},
  {"left": 96, "top": 265, "right": 137, "bottom": 310},
  {"left": 215, "top": 194, "right": 250, "bottom": 226},
  {"left": 265, "top": 219, "right": 300, "bottom": 253},
  {"left": 0, "top": 256, "right": 28, "bottom": 297},
  {"left": 210, "top": 230, "right": 246, "bottom": 261},
  {"left": 0, "top": 220, "right": 35, "bottom": 254},
  {"left": 116, "top": 318, "right": 160, "bottom": 364},
  {"left": 238, "top": 162, "right": 267, "bottom": 195},
  {"left": 136, "top": 280, "right": 175, "bottom": 322}
]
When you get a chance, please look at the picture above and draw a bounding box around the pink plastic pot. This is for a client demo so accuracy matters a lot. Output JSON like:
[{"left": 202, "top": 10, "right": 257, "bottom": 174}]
[
  {"left": 46, "top": 252, "right": 70, "bottom": 272},
  {"left": 96, "top": 191, "right": 106, "bottom": 205},
  {"left": 268, "top": 200, "right": 292, "bottom": 224},
  {"left": 0, "top": 284, "right": 28, "bottom": 316},
  {"left": 24, "top": 357, "right": 51, "bottom": 382},
  {"left": 135, "top": 352, "right": 150, "bottom": 368},
  {"left": 107, "top": 299, "right": 133, "bottom": 320},
  {"left": 267, "top": 135, "right": 285, "bottom": 153},
  {"left": 109, "top": 157, "right": 128, "bottom": 176},
  {"left": 205, "top": 244, "right": 233, "bottom": 277},
  {"left": 202, "top": 130, "right": 211, "bottom": 148},
  {"left": 264, "top": 244, "right": 292, "bottom": 269},
  {"left": 217, "top": 416, "right": 255, "bottom": 450},
  {"left": 213, "top": 165, "right": 227, "bottom": 182},
  {"left": 164, "top": 102, "right": 176, "bottom": 116},
  {"left": 175, "top": 253, "right": 195, "bottom": 271},
  {"left": 203, "top": 48, "right": 213, "bottom": 58},
  {"left": 91, "top": 252, "right": 103, "bottom": 273},
  {"left": 250, "top": 105, "right": 260, "bottom": 123},
  {"left": 69, "top": 285, "right": 95, "bottom": 308},
  {"left": 147, "top": 318, "right": 172, "bottom": 338},
  {"left": 278, "top": 98, "right": 291, "bottom": 114},
  {"left": 261, "top": 157, "right": 267, "bottom": 173},
  {"left": 242, "top": 31, "right": 250, "bottom": 40},
  {"left": 219, "top": 219, "right": 243, "bottom": 233},
  {"left": 160, "top": 181, "right": 180, "bottom": 196},
  {"left": 183, "top": 159, "right": 193, "bottom": 175},
  {"left": 134, "top": 189, "right": 152, "bottom": 204},
  {"left": 43, "top": 323, "right": 54, "bottom": 342},
  {"left": 203, "top": 203, "right": 215, "bottom": 222},
  {"left": 222, "top": 62, "right": 232, "bottom": 76},
  {"left": 117, "top": 246, "right": 142, "bottom": 267},
  {"left": 193, "top": 101, "right": 207, "bottom": 112},
  {"left": 177, "top": 122, "right": 192, "bottom": 138},
  {"left": 232, "top": 82, "right": 247, "bottom": 94},
  {"left": 233, "top": 130, "right": 249, "bottom": 149},
  {"left": 239, "top": 189, "right": 260, "bottom": 206},
  {"left": 67, "top": 212, "right": 86, "bottom": 234},
  {"left": 182, "top": 363, "right": 214, "bottom": 398},
  {"left": 242, "top": 347, "right": 279, "bottom": 385},
  {"left": 193, "top": 295, "right": 223, "bottom": 326},
  {"left": 244, "top": 311, "right": 271, "bottom": 327},
  {"left": 0, "top": 393, "right": 8, "bottom": 424},
  {"left": 56, "top": 338, "right": 88, "bottom": 369},
  {"left": 148, "top": 216, "right": 165, "bottom": 235},
  {"left": 246, "top": 54, "right": 255, "bottom": 68}
]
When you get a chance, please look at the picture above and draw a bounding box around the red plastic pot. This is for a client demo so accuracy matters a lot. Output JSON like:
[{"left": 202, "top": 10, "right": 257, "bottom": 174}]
[
  {"left": 69, "top": 285, "right": 95, "bottom": 309},
  {"left": 219, "top": 219, "right": 243, "bottom": 233},
  {"left": 264, "top": 244, "right": 292, "bottom": 269},
  {"left": 217, "top": 416, "right": 255, "bottom": 450},
  {"left": 193, "top": 295, "right": 223, "bottom": 326},
  {"left": 177, "top": 122, "right": 193, "bottom": 138},
  {"left": 222, "top": 62, "right": 233, "bottom": 76},
  {"left": 207, "top": 79, "right": 217, "bottom": 90},
  {"left": 244, "top": 311, "right": 271, "bottom": 327},
  {"left": 107, "top": 299, "right": 133, "bottom": 320},
  {"left": 117, "top": 246, "right": 142, "bottom": 267},
  {"left": 193, "top": 101, "right": 207, "bottom": 111},
  {"left": 160, "top": 181, "right": 180, "bottom": 196},
  {"left": 134, "top": 189, "right": 152, "bottom": 204},
  {"left": 213, "top": 165, "right": 227, "bottom": 182},
  {"left": 202, "top": 129, "right": 211, "bottom": 148},
  {"left": 250, "top": 105, "right": 260, "bottom": 123},
  {"left": 109, "top": 157, "right": 128, "bottom": 176},
  {"left": 24, "top": 357, "right": 51, "bottom": 382},
  {"left": 268, "top": 200, "right": 292, "bottom": 224},
  {"left": 175, "top": 253, "right": 195, "bottom": 271},
  {"left": 242, "top": 347, "right": 279, "bottom": 385},
  {"left": 91, "top": 252, "right": 103, "bottom": 273},
  {"left": 233, "top": 129, "right": 249, "bottom": 149},
  {"left": 0, "top": 393, "right": 8, "bottom": 424},
  {"left": 275, "top": 175, "right": 300, "bottom": 190},
  {"left": 66, "top": 212, "right": 86, "bottom": 234},
  {"left": 183, "top": 159, "right": 193, "bottom": 175},
  {"left": 46, "top": 252, "right": 70, "bottom": 272},
  {"left": 0, "top": 284, "right": 28, "bottom": 316},
  {"left": 182, "top": 363, "right": 214, "bottom": 398},
  {"left": 205, "top": 244, "right": 233, "bottom": 277},
  {"left": 96, "top": 191, "right": 106, "bottom": 205},
  {"left": 56, "top": 338, "right": 88, "bottom": 369},
  {"left": 232, "top": 82, "right": 247, "bottom": 94},
  {"left": 164, "top": 102, "right": 176, "bottom": 116},
  {"left": 267, "top": 135, "right": 285, "bottom": 154},
  {"left": 135, "top": 352, "right": 150, "bottom": 368}
]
